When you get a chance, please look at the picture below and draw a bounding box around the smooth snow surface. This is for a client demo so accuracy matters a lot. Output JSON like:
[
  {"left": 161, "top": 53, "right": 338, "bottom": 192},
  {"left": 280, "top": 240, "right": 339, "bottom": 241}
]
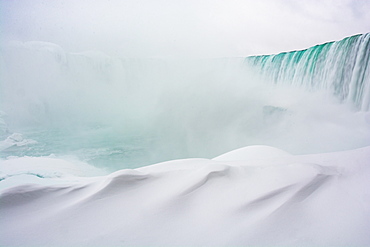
[
  {"left": 1, "top": 145, "right": 370, "bottom": 246},
  {"left": 214, "top": 145, "right": 291, "bottom": 161}
]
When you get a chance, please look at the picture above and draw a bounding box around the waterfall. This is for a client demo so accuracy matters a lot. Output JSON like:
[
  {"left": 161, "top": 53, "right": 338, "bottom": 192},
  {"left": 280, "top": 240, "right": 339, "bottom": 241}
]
[
  {"left": 245, "top": 33, "right": 370, "bottom": 111},
  {"left": 1, "top": 35, "right": 369, "bottom": 169}
]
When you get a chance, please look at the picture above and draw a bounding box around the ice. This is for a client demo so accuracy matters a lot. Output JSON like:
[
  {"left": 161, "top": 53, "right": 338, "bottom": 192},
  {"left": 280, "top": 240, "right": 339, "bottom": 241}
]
[{"left": 0, "top": 133, "right": 37, "bottom": 151}]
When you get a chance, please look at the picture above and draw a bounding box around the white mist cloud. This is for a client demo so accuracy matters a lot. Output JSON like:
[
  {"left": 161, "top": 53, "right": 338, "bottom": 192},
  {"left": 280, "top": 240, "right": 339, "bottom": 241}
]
[{"left": 1, "top": 0, "right": 370, "bottom": 57}]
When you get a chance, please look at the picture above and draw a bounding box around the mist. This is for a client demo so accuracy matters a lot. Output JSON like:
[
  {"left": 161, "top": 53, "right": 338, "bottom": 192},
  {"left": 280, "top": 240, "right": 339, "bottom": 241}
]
[
  {"left": 2, "top": 2, "right": 370, "bottom": 246},
  {"left": 1, "top": 41, "right": 369, "bottom": 170},
  {"left": 1, "top": 0, "right": 370, "bottom": 58},
  {"left": 1, "top": 0, "right": 370, "bottom": 170}
]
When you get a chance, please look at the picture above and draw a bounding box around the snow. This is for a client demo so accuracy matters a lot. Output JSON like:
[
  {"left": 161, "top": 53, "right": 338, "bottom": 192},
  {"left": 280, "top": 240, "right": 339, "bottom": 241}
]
[
  {"left": 1, "top": 145, "right": 370, "bottom": 246},
  {"left": 213, "top": 144, "right": 291, "bottom": 161}
]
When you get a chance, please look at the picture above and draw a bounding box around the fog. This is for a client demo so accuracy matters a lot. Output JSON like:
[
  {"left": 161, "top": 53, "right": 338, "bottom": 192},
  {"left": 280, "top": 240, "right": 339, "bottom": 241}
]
[
  {"left": 1, "top": 1, "right": 370, "bottom": 169},
  {"left": 1, "top": 0, "right": 370, "bottom": 57},
  {"left": 1, "top": 41, "right": 369, "bottom": 170}
]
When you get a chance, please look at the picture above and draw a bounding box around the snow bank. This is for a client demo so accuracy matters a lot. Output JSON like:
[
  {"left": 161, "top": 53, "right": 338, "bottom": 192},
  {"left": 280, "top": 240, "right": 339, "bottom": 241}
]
[
  {"left": 1, "top": 145, "right": 370, "bottom": 246},
  {"left": 213, "top": 145, "right": 291, "bottom": 161}
]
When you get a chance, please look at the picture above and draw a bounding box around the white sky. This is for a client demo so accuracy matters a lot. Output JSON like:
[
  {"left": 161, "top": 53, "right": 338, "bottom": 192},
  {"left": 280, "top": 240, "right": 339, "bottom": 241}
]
[{"left": 1, "top": 0, "right": 370, "bottom": 58}]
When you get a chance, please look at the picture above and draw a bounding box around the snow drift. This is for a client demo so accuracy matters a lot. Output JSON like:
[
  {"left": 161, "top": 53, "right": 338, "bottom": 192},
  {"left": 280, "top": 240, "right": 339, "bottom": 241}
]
[
  {"left": 1, "top": 33, "right": 370, "bottom": 246},
  {"left": 1, "top": 145, "right": 370, "bottom": 246}
]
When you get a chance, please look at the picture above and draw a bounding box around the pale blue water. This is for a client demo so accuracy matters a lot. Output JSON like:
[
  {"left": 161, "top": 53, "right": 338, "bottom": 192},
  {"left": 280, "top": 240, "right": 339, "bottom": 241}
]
[
  {"left": 1, "top": 33, "right": 369, "bottom": 172},
  {"left": 0, "top": 127, "right": 155, "bottom": 171}
]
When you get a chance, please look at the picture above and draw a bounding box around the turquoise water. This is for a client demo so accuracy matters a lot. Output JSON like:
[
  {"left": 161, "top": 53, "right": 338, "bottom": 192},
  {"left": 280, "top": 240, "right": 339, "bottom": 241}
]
[
  {"left": 246, "top": 33, "right": 370, "bottom": 111},
  {"left": 1, "top": 34, "right": 370, "bottom": 171},
  {"left": 0, "top": 127, "right": 155, "bottom": 171}
]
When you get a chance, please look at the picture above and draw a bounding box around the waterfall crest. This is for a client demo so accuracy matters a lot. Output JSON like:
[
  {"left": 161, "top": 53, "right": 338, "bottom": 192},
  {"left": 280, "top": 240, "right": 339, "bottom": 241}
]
[{"left": 246, "top": 33, "right": 370, "bottom": 111}]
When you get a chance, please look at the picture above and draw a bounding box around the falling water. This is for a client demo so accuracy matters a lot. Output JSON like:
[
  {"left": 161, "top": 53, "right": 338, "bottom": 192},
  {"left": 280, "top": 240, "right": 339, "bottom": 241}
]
[
  {"left": 246, "top": 33, "right": 370, "bottom": 111},
  {"left": 1, "top": 34, "right": 369, "bottom": 171}
]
